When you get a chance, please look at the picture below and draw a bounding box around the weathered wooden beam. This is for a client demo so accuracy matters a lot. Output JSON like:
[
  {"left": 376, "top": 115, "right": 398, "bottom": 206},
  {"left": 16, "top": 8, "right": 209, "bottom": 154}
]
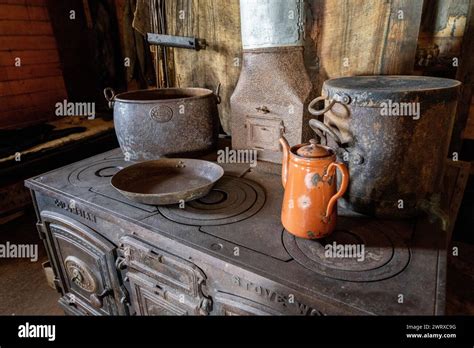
[
  {"left": 417, "top": 0, "right": 469, "bottom": 70},
  {"left": 450, "top": 0, "right": 474, "bottom": 154},
  {"left": 442, "top": 159, "right": 471, "bottom": 242},
  {"left": 307, "top": 0, "right": 423, "bottom": 94},
  {"left": 165, "top": 0, "right": 241, "bottom": 134}
]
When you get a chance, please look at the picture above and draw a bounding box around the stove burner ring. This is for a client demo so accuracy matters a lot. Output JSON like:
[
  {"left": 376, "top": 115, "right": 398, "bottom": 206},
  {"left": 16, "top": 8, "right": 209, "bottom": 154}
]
[
  {"left": 197, "top": 190, "right": 227, "bottom": 205},
  {"left": 283, "top": 218, "right": 410, "bottom": 282},
  {"left": 158, "top": 176, "right": 265, "bottom": 226},
  {"left": 69, "top": 159, "right": 129, "bottom": 188},
  {"left": 95, "top": 166, "right": 124, "bottom": 178}
]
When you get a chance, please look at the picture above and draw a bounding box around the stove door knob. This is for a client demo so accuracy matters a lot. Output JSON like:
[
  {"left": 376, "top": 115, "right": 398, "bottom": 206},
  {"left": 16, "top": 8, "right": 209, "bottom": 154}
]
[
  {"left": 199, "top": 298, "right": 212, "bottom": 315},
  {"left": 115, "top": 257, "right": 127, "bottom": 270},
  {"left": 90, "top": 288, "right": 111, "bottom": 309}
]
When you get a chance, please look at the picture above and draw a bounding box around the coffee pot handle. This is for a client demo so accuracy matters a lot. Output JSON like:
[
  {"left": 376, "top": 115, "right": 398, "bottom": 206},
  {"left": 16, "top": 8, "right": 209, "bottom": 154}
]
[{"left": 324, "top": 162, "right": 349, "bottom": 221}]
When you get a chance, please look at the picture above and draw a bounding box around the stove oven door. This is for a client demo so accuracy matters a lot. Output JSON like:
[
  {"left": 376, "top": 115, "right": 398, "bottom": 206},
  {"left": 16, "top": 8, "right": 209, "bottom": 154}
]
[
  {"left": 39, "top": 211, "right": 126, "bottom": 315},
  {"left": 117, "top": 236, "right": 211, "bottom": 315}
]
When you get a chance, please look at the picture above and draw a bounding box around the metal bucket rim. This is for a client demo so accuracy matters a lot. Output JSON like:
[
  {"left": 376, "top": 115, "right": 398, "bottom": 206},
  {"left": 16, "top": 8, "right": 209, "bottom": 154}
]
[
  {"left": 323, "top": 75, "right": 461, "bottom": 93},
  {"left": 113, "top": 87, "right": 215, "bottom": 104}
]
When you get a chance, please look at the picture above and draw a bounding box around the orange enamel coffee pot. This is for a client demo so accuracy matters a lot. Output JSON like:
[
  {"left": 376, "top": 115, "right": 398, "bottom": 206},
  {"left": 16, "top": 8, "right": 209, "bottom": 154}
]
[{"left": 280, "top": 137, "right": 349, "bottom": 239}]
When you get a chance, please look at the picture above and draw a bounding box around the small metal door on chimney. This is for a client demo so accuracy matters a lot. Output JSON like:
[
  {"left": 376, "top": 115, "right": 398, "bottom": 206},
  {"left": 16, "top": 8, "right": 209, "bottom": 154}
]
[{"left": 246, "top": 115, "right": 284, "bottom": 152}]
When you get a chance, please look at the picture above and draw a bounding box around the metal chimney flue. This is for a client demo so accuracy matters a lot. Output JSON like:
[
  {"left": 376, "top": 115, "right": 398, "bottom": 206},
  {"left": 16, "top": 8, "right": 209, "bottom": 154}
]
[{"left": 231, "top": 0, "right": 312, "bottom": 163}]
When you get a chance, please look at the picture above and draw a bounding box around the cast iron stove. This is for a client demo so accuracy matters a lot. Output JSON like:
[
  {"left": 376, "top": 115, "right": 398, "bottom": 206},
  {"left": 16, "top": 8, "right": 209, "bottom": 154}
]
[{"left": 26, "top": 148, "right": 447, "bottom": 315}]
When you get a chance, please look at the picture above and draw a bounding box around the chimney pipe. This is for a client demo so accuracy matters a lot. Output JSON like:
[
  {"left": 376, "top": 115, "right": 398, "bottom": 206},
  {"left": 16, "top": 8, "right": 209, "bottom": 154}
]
[
  {"left": 240, "top": 0, "right": 305, "bottom": 49},
  {"left": 231, "top": 0, "right": 312, "bottom": 164}
]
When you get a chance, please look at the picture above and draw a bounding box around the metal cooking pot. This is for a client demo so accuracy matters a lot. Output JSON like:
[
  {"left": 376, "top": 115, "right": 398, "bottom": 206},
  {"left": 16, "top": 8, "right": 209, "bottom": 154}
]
[
  {"left": 308, "top": 75, "right": 461, "bottom": 223},
  {"left": 104, "top": 87, "right": 220, "bottom": 160}
]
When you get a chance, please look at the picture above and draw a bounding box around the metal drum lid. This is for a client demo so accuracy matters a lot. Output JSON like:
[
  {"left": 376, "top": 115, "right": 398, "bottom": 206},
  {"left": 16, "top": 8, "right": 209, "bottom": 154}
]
[{"left": 322, "top": 75, "right": 461, "bottom": 107}]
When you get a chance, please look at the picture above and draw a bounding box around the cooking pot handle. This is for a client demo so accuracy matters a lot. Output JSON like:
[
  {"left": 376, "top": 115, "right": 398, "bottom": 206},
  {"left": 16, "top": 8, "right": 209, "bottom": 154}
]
[
  {"left": 308, "top": 96, "right": 336, "bottom": 116},
  {"left": 103, "top": 87, "right": 116, "bottom": 109},
  {"left": 309, "top": 119, "right": 342, "bottom": 146},
  {"left": 324, "top": 162, "right": 349, "bottom": 222}
]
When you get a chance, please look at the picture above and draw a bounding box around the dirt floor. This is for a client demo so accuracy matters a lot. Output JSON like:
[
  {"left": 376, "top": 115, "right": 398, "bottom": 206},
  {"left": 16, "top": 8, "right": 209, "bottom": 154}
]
[
  {"left": 0, "top": 209, "right": 472, "bottom": 315},
  {"left": 0, "top": 209, "right": 62, "bottom": 315}
]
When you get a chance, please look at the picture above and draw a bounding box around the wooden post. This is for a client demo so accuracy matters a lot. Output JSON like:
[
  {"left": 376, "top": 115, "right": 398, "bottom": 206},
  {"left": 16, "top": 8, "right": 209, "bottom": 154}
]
[{"left": 450, "top": 0, "right": 474, "bottom": 155}]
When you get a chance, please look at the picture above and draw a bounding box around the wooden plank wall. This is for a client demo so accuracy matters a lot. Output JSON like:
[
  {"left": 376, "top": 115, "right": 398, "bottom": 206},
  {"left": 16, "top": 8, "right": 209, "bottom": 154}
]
[
  {"left": 453, "top": 0, "right": 474, "bottom": 149},
  {"left": 116, "top": 0, "right": 472, "bottom": 141},
  {"left": 163, "top": 0, "right": 423, "bottom": 134},
  {"left": 308, "top": 0, "right": 423, "bottom": 93},
  {"left": 0, "top": 0, "right": 67, "bottom": 129},
  {"left": 165, "top": 0, "right": 241, "bottom": 134},
  {"left": 418, "top": 0, "right": 469, "bottom": 66}
]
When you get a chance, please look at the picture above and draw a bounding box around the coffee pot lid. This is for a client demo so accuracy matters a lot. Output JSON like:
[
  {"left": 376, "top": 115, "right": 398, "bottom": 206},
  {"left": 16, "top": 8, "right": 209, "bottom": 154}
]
[{"left": 296, "top": 139, "right": 331, "bottom": 158}]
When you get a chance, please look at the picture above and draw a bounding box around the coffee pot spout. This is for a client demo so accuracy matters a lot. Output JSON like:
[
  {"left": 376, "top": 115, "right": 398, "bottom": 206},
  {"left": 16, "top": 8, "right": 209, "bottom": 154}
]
[{"left": 279, "top": 137, "right": 290, "bottom": 188}]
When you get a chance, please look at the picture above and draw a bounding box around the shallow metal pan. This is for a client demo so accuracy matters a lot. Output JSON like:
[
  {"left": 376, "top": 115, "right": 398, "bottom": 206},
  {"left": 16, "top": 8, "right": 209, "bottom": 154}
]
[{"left": 111, "top": 159, "right": 224, "bottom": 205}]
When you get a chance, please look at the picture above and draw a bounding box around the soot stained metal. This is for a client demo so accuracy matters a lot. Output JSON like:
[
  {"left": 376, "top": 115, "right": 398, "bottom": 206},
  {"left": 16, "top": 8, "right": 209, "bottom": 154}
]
[{"left": 308, "top": 75, "right": 461, "bottom": 222}]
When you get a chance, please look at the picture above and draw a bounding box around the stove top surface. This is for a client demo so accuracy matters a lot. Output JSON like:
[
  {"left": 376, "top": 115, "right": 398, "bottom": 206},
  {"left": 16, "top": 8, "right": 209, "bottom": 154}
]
[
  {"left": 283, "top": 220, "right": 411, "bottom": 282},
  {"left": 27, "top": 148, "right": 447, "bottom": 315}
]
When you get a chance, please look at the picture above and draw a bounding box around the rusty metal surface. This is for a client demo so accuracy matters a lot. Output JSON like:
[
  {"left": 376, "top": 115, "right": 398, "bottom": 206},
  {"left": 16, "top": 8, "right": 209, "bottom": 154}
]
[
  {"left": 111, "top": 159, "right": 224, "bottom": 205},
  {"left": 231, "top": 46, "right": 312, "bottom": 163},
  {"left": 105, "top": 87, "right": 219, "bottom": 161},
  {"left": 310, "top": 75, "right": 461, "bottom": 218},
  {"left": 25, "top": 148, "right": 447, "bottom": 315}
]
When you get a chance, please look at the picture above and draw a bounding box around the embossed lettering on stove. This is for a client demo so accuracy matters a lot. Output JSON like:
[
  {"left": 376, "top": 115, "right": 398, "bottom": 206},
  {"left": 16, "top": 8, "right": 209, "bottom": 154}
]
[
  {"left": 232, "top": 276, "right": 322, "bottom": 315},
  {"left": 54, "top": 199, "right": 97, "bottom": 223}
]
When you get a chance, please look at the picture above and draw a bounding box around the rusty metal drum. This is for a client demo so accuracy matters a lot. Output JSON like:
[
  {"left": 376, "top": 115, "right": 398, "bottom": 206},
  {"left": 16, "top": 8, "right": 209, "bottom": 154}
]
[
  {"left": 308, "top": 75, "right": 461, "bottom": 220},
  {"left": 104, "top": 87, "right": 220, "bottom": 160}
]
